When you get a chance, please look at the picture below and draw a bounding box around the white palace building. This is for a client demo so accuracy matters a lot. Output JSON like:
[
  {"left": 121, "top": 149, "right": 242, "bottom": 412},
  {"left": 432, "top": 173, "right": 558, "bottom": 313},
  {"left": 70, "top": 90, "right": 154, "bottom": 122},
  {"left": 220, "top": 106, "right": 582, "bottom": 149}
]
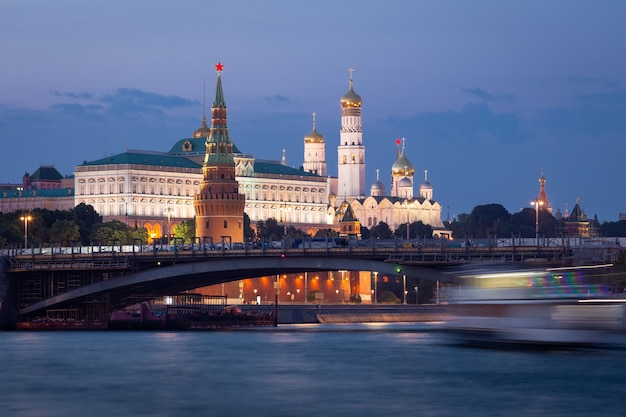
[{"left": 73, "top": 67, "right": 449, "bottom": 240}]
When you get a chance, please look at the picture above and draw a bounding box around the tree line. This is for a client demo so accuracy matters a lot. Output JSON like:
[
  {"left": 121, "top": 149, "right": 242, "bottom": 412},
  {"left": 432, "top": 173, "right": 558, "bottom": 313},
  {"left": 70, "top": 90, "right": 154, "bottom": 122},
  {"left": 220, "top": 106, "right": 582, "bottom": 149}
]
[{"left": 1, "top": 202, "right": 625, "bottom": 248}]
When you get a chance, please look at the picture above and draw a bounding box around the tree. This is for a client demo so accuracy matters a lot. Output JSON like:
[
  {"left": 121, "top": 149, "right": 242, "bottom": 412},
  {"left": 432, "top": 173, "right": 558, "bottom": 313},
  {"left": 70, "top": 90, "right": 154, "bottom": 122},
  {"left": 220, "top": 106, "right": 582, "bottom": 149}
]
[
  {"left": 91, "top": 220, "right": 147, "bottom": 245},
  {"left": 72, "top": 203, "right": 102, "bottom": 244},
  {"left": 314, "top": 228, "right": 339, "bottom": 238},
  {"left": 173, "top": 219, "right": 195, "bottom": 244},
  {"left": 370, "top": 222, "right": 393, "bottom": 239},
  {"left": 468, "top": 204, "right": 512, "bottom": 238},
  {"left": 256, "top": 218, "right": 283, "bottom": 240},
  {"left": 243, "top": 213, "right": 256, "bottom": 241},
  {"left": 48, "top": 219, "right": 80, "bottom": 246},
  {"left": 378, "top": 290, "right": 401, "bottom": 304},
  {"left": 600, "top": 220, "right": 626, "bottom": 237},
  {"left": 394, "top": 221, "right": 433, "bottom": 239}
]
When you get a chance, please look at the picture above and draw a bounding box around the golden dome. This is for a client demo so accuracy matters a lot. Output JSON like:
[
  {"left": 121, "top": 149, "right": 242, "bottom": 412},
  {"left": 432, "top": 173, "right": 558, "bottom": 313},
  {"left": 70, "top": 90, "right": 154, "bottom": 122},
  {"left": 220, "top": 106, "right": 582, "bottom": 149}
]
[
  {"left": 341, "top": 86, "right": 362, "bottom": 108},
  {"left": 391, "top": 149, "right": 415, "bottom": 177},
  {"left": 305, "top": 128, "right": 325, "bottom": 144}
]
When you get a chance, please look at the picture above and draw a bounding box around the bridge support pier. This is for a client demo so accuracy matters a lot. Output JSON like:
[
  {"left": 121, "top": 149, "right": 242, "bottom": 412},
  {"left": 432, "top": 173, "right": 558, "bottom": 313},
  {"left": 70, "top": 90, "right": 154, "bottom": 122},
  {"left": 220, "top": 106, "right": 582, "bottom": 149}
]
[{"left": 0, "top": 257, "right": 18, "bottom": 329}]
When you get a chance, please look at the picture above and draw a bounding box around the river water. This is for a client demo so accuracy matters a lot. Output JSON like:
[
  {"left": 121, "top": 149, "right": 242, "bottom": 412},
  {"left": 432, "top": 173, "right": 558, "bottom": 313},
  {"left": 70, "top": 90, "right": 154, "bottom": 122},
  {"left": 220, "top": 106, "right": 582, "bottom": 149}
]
[{"left": 2, "top": 323, "right": 625, "bottom": 417}]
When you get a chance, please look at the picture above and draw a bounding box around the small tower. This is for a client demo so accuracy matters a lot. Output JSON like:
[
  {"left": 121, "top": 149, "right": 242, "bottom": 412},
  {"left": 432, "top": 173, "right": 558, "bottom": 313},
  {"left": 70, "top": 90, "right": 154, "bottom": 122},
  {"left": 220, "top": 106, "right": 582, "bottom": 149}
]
[
  {"left": 419, "top": 170, "right": 433, "bottom": 200},
  {"left": 194, "top": 62, "right": 245, "bottom": 243},
  {"left": 339, "top": 202, "right": 361, "bottom": 238},
  {"left": 337, "top": 67, "right": 365, "bottom": 199},
  {"left": 537, "top": 171, "right": 552, "bottom": 213},
  {"left": 370, "top": 169, "right": 386, "bottom": 197},
  {"left": 303, "top": 112, "right": 327, "bottom": 176}
]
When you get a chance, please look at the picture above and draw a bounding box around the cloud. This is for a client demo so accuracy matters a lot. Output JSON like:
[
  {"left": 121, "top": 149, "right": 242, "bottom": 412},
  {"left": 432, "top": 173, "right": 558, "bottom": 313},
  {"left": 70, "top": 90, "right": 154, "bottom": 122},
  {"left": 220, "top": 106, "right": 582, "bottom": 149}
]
[
  {"left": 99, "top": 88, "right": 198, "bottom": 116},
  {"left": 51, "top": 103, "right": 104, "bottom": 114},
  {"left": 533, "top": 90, "right": 626, "bottom": 138},
  {"left": 566, "top": 76, "right": 622, "bottom": 90},
  {"left": 261, "top": 94, "right": 297, "bottom": 105},
  {"left": 461, "top": 88, "right": 514, "bottom": 103},
  {"left": 377, "top": 102, "right": 526, "bottom": 145},
  {"left": 50, "top": 90, "right": 94, "bottom": 100}
]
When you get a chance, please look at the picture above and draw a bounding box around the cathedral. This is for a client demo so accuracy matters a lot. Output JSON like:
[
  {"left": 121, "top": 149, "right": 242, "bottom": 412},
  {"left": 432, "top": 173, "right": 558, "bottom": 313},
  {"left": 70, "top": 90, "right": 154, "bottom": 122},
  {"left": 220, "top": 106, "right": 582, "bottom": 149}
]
[{"left": 73, "top": 64, "right": 448, "bottom": 240}]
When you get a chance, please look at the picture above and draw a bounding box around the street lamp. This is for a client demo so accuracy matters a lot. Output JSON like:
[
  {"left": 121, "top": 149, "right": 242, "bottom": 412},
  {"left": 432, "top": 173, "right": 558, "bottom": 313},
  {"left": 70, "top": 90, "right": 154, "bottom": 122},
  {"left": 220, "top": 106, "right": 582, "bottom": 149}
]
[
  {"left": 373, "top": 271, "right": 378, "bottom": 304},
  {"left": 403, "top": 274, "right": 407, "bottom": 304},
  {"left": 530, "top": 198, "right": 544, "bottom": 247},
  {"left": 403, "top": 200, "right": 412, "bottom": 240},
  {"left": 20, "top": 215, "right": 31, "bottom": 249},
  {"left": 163, "top": 207, "right": 174, "bottom": 241}
]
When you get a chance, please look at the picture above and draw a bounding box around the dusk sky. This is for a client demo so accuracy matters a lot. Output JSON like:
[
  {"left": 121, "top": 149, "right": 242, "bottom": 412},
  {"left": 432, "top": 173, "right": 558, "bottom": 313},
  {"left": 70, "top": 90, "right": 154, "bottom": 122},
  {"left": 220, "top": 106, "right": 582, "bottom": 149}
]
[{"left": 2, "top": 0, "right": 625, "bottom": 222}]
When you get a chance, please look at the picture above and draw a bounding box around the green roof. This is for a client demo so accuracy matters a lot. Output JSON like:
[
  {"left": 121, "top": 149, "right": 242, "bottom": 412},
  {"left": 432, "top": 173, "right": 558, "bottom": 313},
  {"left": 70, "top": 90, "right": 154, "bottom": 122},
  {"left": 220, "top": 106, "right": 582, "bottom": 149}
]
[
  {"left": 168, "top": 137, "right": 242, "bottom": 155},
  {"left": 0, "top": 188, "right": 74, "bottom": 199},
  {"left": 30, "top": 165, "right": 63, "bottom": 181},
  {"left": 254, "top": 161, "right": 321, "bottom": 177},
  {"left": 80, "top": 152, "right": 201, "bottom": 169}
]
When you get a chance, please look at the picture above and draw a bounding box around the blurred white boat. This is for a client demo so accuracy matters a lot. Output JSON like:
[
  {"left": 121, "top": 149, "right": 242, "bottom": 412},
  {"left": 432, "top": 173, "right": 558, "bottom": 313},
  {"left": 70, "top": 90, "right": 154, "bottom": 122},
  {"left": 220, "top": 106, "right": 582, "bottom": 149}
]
[{"left": 444, "top": 267, "right": 626, "bottom": 348}]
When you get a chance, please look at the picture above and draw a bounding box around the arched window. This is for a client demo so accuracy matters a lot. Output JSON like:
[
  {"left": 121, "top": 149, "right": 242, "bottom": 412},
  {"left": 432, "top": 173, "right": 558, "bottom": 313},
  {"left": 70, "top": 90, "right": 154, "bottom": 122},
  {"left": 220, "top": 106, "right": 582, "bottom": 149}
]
[{"left": 223, "top": 220, "right": 228, "bottom": 229}]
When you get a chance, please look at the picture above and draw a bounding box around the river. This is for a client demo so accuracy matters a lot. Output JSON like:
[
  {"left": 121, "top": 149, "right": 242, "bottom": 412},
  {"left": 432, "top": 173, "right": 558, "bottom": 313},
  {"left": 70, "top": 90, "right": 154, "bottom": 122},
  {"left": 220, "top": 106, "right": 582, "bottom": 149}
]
[{"left": 1, "top": 323, "right": 625, "bottom": 417}]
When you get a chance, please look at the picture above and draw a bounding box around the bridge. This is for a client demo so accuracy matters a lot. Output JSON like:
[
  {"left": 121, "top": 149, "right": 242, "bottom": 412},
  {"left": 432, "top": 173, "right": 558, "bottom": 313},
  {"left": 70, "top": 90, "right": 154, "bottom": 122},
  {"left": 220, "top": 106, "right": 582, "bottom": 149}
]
[{"left": 1, "top": 237, "right": 620, "bottom": 325}]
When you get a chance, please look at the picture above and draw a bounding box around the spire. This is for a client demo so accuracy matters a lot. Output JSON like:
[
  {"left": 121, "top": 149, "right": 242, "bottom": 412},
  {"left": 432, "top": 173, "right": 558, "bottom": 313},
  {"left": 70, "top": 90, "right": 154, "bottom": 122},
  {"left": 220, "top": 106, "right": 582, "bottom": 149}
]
[
  {"left": 281, "top": 149, "right": 287, "bottom": 166},
  {"left": 211, "top": 61, "right": 226, "bottom": 109},
  {"left": 204, "top": 62, "right": 233, "bottom": 166},
  {"left": 537, "top": 170, "right": 552, "bottom": 213}
]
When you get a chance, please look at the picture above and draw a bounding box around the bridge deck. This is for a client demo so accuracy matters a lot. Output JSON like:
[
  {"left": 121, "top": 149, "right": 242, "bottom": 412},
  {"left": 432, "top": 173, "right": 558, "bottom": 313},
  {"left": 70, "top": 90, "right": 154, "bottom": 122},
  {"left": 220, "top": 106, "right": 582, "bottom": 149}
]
[{"left": 5, "top": 245, "right": 570, "bottom": 272}]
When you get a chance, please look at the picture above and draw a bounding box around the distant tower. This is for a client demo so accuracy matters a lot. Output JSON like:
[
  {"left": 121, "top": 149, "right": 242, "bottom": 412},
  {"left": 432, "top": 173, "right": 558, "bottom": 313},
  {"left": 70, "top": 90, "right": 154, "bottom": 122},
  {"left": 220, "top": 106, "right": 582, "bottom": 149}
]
[
  {"left": 303, "top": 112, "right": 327, "bottom": 176},
  {"left": 194, "top": 62, "right": 245, "bottom": 242},
  {"left": 537, "top": 171, "right": 552, "bottom": 213},
  {"left": 391, "top": 138, "right": 415, "bottom": 197},
  {"left": 337, "top": 68, "right": 365, "bottom": 199}
]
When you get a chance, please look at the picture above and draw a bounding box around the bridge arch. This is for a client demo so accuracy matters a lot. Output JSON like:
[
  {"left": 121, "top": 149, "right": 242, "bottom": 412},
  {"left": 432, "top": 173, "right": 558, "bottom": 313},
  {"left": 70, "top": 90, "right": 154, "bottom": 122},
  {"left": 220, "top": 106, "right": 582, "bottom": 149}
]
[{"left": 20, "top": 256, "right": 453, "bottom": 314}]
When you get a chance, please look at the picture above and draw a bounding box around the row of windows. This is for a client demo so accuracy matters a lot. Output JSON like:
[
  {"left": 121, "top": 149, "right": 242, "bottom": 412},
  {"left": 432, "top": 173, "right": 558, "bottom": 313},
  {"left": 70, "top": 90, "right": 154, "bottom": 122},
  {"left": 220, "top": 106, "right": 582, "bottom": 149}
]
[
  {"left": 79, "top": 184, "right": 200, "bottom": 197},
  {"left": 79, "top": 200, "right": 192, "bottom": 218},
  {"left": 243, "top": 191, "right": 324, "bottom": 204}
]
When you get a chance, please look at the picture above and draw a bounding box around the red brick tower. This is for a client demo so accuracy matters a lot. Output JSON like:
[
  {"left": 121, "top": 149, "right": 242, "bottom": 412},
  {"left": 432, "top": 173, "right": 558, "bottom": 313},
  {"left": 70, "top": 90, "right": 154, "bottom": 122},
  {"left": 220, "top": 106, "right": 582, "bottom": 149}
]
[{"left": 194, "top": 62, "right": 245, "bottom": 243}]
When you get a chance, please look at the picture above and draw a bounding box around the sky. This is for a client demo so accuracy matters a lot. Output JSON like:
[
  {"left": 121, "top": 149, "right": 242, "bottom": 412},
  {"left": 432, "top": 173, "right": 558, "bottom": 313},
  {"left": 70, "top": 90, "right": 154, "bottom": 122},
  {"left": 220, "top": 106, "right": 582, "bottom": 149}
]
[{"left": 1, "top": 0, "right": 625, "bottom": 222}]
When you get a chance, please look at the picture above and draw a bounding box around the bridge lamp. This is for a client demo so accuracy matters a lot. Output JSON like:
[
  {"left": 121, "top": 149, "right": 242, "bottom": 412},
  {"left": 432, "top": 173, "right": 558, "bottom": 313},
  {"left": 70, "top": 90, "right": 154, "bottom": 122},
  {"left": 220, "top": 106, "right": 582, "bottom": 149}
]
[
  {"left": 20, "top": 215, "right": 32, "bottom": 249},
  {"left": 403, "top": 275, "right": 407, "bottom": 304},
  {"left": 530, "top": 198, "right": 544, "bottom": 247},
  {"left": 163, "top": 207, "right": 174, "bottom": 240},
  {"left": 403, "top": 200, "right": 413, "bottom": 240}
]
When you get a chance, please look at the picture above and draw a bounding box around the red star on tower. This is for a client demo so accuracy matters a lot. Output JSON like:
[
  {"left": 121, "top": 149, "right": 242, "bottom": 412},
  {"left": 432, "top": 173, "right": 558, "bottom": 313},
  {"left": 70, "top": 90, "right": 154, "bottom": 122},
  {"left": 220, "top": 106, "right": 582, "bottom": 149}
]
[{"left": 215, "top": 62, "right": 224, "bottom": 73}]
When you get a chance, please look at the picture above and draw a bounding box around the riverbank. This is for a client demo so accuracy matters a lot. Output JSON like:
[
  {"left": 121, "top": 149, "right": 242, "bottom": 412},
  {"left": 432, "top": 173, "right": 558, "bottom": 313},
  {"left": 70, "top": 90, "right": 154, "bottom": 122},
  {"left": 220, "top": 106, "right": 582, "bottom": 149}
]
[{"left": 239, "top": 303, "right": 451, "bottom": 324}]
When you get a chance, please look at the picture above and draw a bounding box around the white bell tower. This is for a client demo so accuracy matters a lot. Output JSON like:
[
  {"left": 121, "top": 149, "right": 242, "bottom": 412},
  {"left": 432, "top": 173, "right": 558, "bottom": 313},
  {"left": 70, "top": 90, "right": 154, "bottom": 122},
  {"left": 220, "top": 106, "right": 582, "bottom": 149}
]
[{"left": 337, "top": 68, "right": 365, "bottom": 200}]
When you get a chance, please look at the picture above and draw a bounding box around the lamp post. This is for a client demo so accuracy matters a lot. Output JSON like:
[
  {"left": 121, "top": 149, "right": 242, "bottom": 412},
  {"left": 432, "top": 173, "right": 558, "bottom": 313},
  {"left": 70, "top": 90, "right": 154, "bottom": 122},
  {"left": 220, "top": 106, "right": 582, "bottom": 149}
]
[
  {"left": 373, "top": 271, "right": 378, "bottom": 304},
  {"left": 20, "top": 215, "right": 31, "bottom": 250},
  {"left": 163, "top": 207, "right": 173, "bottom": 242},
  {"left": 403, "top": 274, "right": 407, "bottom": 304},
  {"left": 530, "top": 198, "right": 544, "bottom": 247},
  {"left": 403, "top": 200, "right": 412, "bottom": 240}
]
